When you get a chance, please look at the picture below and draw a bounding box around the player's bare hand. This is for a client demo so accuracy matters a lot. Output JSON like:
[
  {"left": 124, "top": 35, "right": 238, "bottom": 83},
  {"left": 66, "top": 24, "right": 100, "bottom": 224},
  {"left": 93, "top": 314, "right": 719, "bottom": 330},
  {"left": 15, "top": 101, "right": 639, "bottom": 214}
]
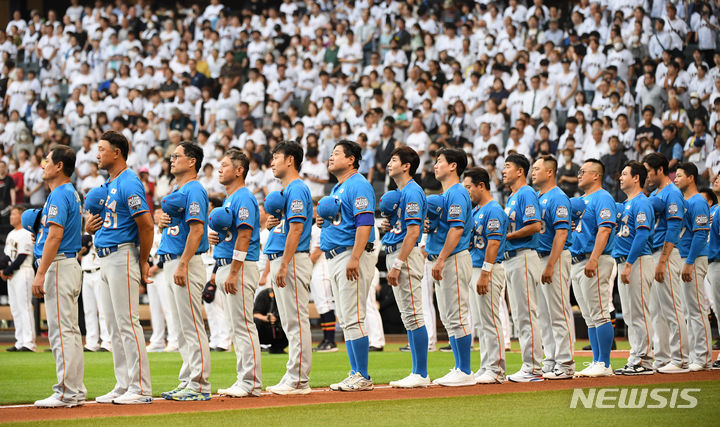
[
  {"left": 316, "top": 216, "right": 324, "bottom": 227},
  {"left": 621, "top": 263, "right": 632, "bottom": 284},
  {"left": 140, "top": 260, "right": 153, "bottom": 284},
  {"left": 32, "top": 274, "right": 45, "bottom": 298},
  {"left": 431, "top": 258, "right": 444, "bottom": 281},
  {"left": 157, "top": 213, "right": 171, "bottom": 229},
  {"left": 681, "top": 263, "right": 693, "bottom": 283},
  {"left": 208, "top": 230, "right": 220, "bottom": 245},
  {"left": 346, "top": 256, "right": 360, "bottom": 281},
  {"left": 225, "top": 270, "right": 239, "bottom": 294},
  {"left": 381, "top": 218, "right": 391, "bottom": 232},
  {"left": 85, "top": 214, "right": 102, "bottom": 234},
  {"left": 654, "top": 260, "right": 666, "bottom": 283},
  {"left": 173, "top": 261, "right": 188, "bottom": 287},
  {"left": 266, "top": 216, "right": 280, "bottom": 230},
  {"left": 275, "top": 263, "right": 288, "bottom": 288},
  {"left": 423, "top": 218, "right": 430, "bottom": 233},
  {"left": 541, "top": 263, "right": 554, "bottom": 284},
  {"left": 584, "top": 257, "right": 598, "bottom": 278},
  {"left": 387, "top": 266, "right": 400, "bottom": 286},
  {"left": 477, "top": 270, "right": 490, "bottom": 295}
]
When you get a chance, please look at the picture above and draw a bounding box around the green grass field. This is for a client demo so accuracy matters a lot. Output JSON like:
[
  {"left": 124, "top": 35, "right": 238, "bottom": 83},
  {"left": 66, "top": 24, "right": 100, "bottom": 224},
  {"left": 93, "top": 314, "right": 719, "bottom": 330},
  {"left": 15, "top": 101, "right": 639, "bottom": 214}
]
[{"left": 0, "top": 340, "right": 625, "bottom": 405}]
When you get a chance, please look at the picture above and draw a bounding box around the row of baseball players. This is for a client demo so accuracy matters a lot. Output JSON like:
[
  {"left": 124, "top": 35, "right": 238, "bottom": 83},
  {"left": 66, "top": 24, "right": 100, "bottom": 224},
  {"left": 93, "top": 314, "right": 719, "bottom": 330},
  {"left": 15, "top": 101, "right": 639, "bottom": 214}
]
[{"left": 22, "top": 130, "right": 720, "bottom": 407}]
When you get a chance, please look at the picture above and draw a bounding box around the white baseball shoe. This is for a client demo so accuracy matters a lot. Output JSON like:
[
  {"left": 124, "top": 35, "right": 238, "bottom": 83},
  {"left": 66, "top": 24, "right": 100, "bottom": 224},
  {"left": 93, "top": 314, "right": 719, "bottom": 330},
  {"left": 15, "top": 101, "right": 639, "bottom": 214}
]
[
  {"left": 476, "top": 371, "right": 504, "bottom": 384},
  {"left": 689, "top": 363, "right": 709, "bottom": 372},
  {"left": 657, "top": 363, "right": 690, "bottom": 374},
  {"left": 507, "top": 370, "right": 544, "bottom": 383},
  {"left": 329, "top": 373, "right": 356, "bottom": 391},
  {"left": 146, "top": 344, "right": 165, "bottom": 353},
  {"left": 389, "top": 373, "right": 431, "bottom": 388},
  {"left": 574, "top": 362, "right": 598, "bottom": 377},
  {"left": 112, "top": 392, "right": 153, "bottom": 404},
  {"left": 218, "top": 384, "right": 250, "bottom": 398},
  {"left": 433, "top": 369, "right": 477, "bottom": 387},
  {"left": 543, "top": 369, "right": 574, "bottom": 380},
  {"left": 266, "top": 383, "right": 312, "bottom": 395},
  {"left": 585, "top": 362, "right": 614, "bottom": 377},
  {"left": 34, "top": 395, "right": 83, "bottom": 408},
  {"left": 95, "top": 389, "right": 125, "bottom": 403},
  {"left": 164, "top": 344, "right": 179, "bottom": 352},
  {"left": 336, "top": 373, "right": 373, "bottom": 391}
]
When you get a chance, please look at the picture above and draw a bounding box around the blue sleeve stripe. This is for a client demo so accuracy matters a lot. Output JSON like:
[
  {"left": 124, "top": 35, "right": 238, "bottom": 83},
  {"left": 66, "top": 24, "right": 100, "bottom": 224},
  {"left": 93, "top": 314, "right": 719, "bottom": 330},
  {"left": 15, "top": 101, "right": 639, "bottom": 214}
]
[
  {"left": 598, "top": 221, "right": 615, "bottom": 227},
  {"left": 287, "top": 214, "right": 306, "bottom": 220},
  {"left": 487, "top": 233, "right": 502, "bottom": 237},
  {"left": 667, "top": 215, "right": 682, "bottom": 220},
  {"left": 447, "top": 218, "right": 465, "bottom": 223},
  {"left": 693, "top": 227, "right": 710, "bottom": 231},
  {"left": 636, "top": 225, "right": 651, "bottom": 230}
]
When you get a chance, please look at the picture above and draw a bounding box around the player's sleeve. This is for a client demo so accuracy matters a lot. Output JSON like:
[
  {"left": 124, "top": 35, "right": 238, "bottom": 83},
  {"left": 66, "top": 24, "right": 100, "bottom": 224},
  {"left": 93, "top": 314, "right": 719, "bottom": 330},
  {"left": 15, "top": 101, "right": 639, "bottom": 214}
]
[
  {"left": 352, "top": 182, "right": 375, "bottom": 227},
  {"left": 285, "top": 186, "right": 309, "bottom": 223},
  {"left": 634, "top": 200, "right": 653, "bottom": 230},
  {"left": 234, "top": 194, "right": 257, "bottom": 230},
  {"left": 551, "top": 196, "right": 571, "bottom": 230},
  {"left": 45, "top": 192, "right": 69, "bottom": 229},
  {"left": 19, "top": 232, "right": 33, "bottom": 255},
  {"left": 123, "top": 178, "right": 150, "bottom": 217},
  {"left": 184, "top": 184, "right": 208, "bottom": 224},
  {"left": 595, "top": 195, "right": 616, "bottom": 228},
  {"left": 519, "top": 191, "right": 541, "bottom": 225},
  {"left": 689, "top": 199, "right": 710, "bottom": 232},
  {"left": 665, "top": 192, "right": 684, "bottom": 221},
  {"left": 485, "top": 207, "right": 504, "bottom": 240},
  {"left": 403, "top": 190, "right": 425, "bottom": 225},
  {"left": 445, "top": 190, "right": 467, "bottom": 227}
]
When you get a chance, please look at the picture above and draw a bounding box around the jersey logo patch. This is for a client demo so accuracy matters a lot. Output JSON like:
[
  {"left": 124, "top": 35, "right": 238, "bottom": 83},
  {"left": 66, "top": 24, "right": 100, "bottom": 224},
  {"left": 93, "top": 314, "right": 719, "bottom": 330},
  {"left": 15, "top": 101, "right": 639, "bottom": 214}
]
[
  {"left": 355, "top": 197, "right": 369, "bottom": 210},
  {"left": 448, "top": 204, "right": 462, "bottom": 218},
  {"left": 600, "top": 208, "right": 612, "bottom": 220},
  {"left": 406, "top": 202, "right": 420, "bottom": 216},
  {"left": 556, "top": 206, "right": 569, "bottom": 218},
  {"left": 696, "top": 214, "right": 709, "bottom": 226},
  {"left": 668, "top": 203, "right": 679, "bottom": 215},
  {"left": 128, "top": 194, "right": 142, "bottom": 211},
  {"left": 290, "top": 199, "right": 304, "bottom": 213},
  {"left": 189, "top": 202, "right": 200, "bottom": 216},
  {"left": 524, "top": 205, "right": 536, "bottom": 217},
  {"left": 48, "top": 205, "right": 58, "bottom": 218},
  {"left": 487, "top": 218, "right": 500, "bottom": 232},
  {"left": 238, "top": 207, "right": 250, "bottom": 220},
  {"left": 636, "top": 212, "right": 647, "bottom": 224}
]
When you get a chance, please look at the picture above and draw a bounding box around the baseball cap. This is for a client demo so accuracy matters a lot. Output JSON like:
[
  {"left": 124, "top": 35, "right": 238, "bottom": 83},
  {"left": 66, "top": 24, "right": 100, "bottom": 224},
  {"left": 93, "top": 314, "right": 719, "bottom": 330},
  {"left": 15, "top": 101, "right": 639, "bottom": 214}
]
[
  {"left": 208, "top": 206, "right": 233, "bottom": 234},
  {"left": 264, "top": 191, "right": 285, "bottom": 219},
  {"left": 161, "top": 192, "right": 187, "bottom": 219},
  {"left": 21, "top": 208, "right": 41, "bottom": 234},
  {"left": 569, "top": 197, "right": 585, "bottom": 222},
  {"left": 379, "top": 190, "right": 401, "bottom": 218},
  {"left": 317, "top": 196, "right": 341, "bottom": 225},
  {"left": 84, "top": 185, "right": 108, "bottom": 216}
]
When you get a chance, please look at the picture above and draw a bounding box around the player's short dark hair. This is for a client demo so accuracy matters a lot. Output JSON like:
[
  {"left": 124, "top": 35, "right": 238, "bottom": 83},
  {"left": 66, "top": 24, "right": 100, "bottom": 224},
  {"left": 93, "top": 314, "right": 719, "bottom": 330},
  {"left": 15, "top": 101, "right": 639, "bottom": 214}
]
[
  {"left": 642, "top": 152, "right": 669, "bottom": 176},
  {"left": 208, "top": 196, "right": 223, "bottom": 209},
  {"left": 437, "top": 147, "right": 467, "bottom": 177},
  {"left": 699, "top": 187, "right": 718, "bottom": 206},
  {"left": 101, "top": 130, "right": 129, "bottom": 160},
  {"left": 179, "top": 141, "right": 204, "bottom": 173},
  {"left": 49, "top": 145, "right": 76, "bottom": 177},
  {"left": 464, "top": 167, "right": 490, "bottom": 190},
  {"left": 225, "top": 147, "right": 249, "bottom": 179},
  {"left": 10, "top": 205, "right": 25, "bottom": 214},
  {"left": 677, "top": 162, "right": 699, "bottom": 183},
  {"left": 623, "top": 160, "right": 647, "bottom": 188},
  {"left": 390, "top": 145, "right": 420, "bottom": 176},
  {"left": 540, "top": 155, "right": 558, "bottom": 174},
  {"left": 584, "top": 158, "right": 605, "bottom": 178},
  {"left": 272, "top": 141, "right": 304, "bottom": 171},
  {"left": 506, "top": 153, "right": 530, "bottom": 177},
  {"left": 334, "top": 140, "right": 362, "bottom": 169}
]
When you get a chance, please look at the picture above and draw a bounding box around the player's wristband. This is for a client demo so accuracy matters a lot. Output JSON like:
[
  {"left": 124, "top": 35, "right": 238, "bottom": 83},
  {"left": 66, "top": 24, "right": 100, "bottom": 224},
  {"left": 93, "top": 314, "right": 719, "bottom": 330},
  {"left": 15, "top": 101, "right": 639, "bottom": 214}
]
[
  {"left": 392, "top": 259, "right": 405, "bottom": 270},
  {"left": 233, "top": 250, "right": 247, "bottom": 262},
  {"left": 481, "top": 262, "right": 494, "bottom": 272}
]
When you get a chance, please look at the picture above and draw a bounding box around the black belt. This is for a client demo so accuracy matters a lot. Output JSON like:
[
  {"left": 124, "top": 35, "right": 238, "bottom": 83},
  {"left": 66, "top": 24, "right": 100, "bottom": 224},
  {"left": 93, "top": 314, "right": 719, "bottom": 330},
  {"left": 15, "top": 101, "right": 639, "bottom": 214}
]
[
  {"left": 325, "top": 244, "right": 373, "bottom": 260},
  {"left": 428, "top": 249, "right": 467, "bottom": 262},
  {"left": 160, "top": 254, "right": 178, "bottom": 263},
  {"left": 96, "top": 245, "right": 118, "bottom": 258},
  {"left": 615, "top": 256, "right": 627, "bottom": 264},
  {"left": 571, "top": 253, "right": 591, "bottom": 264},
  {"left": 268, "top": 250, "right": 309, "bottom": 261},
  {"left": 384, "top": 243, "right": 418, "bottom": 254},
  {"left": 503, "top": 250, "right": 518, "bottom": 260},
  {"left": 709, "top": 258, "right": 719, "bottom": 263},
  {"left": 537, "top": 250, "right": 551, "bottom": 258},
  {"left": 215, "top": 258, "right": 232, "bottom": 267},
  {"left": 83, "top": 267, "right": 100, "bottom": 273}
]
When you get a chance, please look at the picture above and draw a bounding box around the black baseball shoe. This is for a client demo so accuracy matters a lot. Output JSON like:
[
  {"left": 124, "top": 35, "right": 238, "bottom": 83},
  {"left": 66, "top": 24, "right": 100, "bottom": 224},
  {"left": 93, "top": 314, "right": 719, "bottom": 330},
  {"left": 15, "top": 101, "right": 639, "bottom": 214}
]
[
  {"left": 399, "top": 345, "right": 411, "bottom": 352},
  {"left": 620, "top": 364, "right": 654, "bottom": 375},
  {"left": 369, "top": 346, "right": 384, "bottom": 352}
]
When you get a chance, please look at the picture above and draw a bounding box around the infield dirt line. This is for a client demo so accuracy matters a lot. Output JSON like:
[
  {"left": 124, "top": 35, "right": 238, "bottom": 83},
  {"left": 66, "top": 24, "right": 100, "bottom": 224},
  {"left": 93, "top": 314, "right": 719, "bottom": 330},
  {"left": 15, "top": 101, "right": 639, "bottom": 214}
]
[{"left": 2, "top": 371, "right": 718, "bottom": 423}]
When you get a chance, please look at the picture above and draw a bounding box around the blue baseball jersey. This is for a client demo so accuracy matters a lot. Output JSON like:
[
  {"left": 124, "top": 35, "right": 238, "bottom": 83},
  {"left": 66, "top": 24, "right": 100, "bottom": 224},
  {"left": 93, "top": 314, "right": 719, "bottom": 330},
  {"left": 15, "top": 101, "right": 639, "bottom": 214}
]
[
  {"left": 214, "top": 186, "right": 260, "bottom": 262},
  {"left": 570, "top": 189, "right": 617, "bottom": 256},
  {"left": 320, "top": 173, "right": 375, "bottom": 252},
  {"left": 470, "top": 200, "right": 508, "bottom": 266},
  {"left": 612, "top": 194, "right": 654, "bottom": 258},
  {"left": 677, "top": 194, "right": 710, "bottom": 259},
  {"left": 709, "top": 205, "right": 720, "bottom": 261},
  {"left": 157, "top": 180, "right": 209, "bottom": 256},
  {"left": 426, "top": 183, "right": 472, "bottom": 256},
  {"left": 280, "top": 179, "right": 313, "bottom": 252},
  {"left": 94, "top": 169, "right": 150, "bottom": 248},
  {"left": 34, "top": 183, "right": 83, "bottom": 258},
  {"left": 263, "top": 224, "right": 286, "bottom": 255},
  {"left": 382, "top": 179, "right": 426, "bottom": 246},
  {"left": 648, "top": 183, "right": 684, "bottom": 251},
  {"left": 504, "top": 185, "right": 541, "bottom": 252},
  {"left": 537, "top": 187, "right": 572, "bottom": 253}
]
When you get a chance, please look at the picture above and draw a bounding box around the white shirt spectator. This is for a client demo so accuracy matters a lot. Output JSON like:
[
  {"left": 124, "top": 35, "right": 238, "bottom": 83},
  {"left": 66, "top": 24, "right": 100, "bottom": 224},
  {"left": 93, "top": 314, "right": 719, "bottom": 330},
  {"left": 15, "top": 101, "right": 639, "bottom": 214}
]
[{"left": 300, "top": 159, "right": 329, "bottom": 200}]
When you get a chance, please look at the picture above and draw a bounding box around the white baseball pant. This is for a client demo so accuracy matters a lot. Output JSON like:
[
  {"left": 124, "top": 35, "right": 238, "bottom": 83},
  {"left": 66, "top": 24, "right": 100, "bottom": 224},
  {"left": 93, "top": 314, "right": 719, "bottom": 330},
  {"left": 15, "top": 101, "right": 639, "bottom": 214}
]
[
  {"left": 617, "top": 255, "right": 655, "bottom": 368},
  {"left": 470, "top": 264, "right": 506, "bottom": 379},
  {"left": 433, "top": 250, "right": 472, "bottom": 339},
  {"left": 365, "top": 267, "right": 385, "bottom": 348},
  {"left": 537, "top": 251, "right": 575, "bottom": 374},
  {"left": 82, "top": 268, "right": 110, "bottom": 351},
  {"left": 681, "top": 256, "right": 712, "bottom": 368},
  {"left": 204, "top": 263, "right": 230, "bottom": 350},
  {"left": 707, "top": 261, "right": 720, "bottom": 361},
  {"left": 327, "top": 249, "right": 378, "bottom": 341},
  {"left": 385, "top": 247, "right": 425, "bottom": 331},
  {"left": 650, "top": 248, "right": 688, "bottom": 369},
  {"left": 421, "top": 258, "right": 437, "bottom": 350},
  {"left": 8, "top": 266, "right": 35, "bottom": 350},
  {"left": 310, "top": 255, "right": 335, "bottom": 314}
]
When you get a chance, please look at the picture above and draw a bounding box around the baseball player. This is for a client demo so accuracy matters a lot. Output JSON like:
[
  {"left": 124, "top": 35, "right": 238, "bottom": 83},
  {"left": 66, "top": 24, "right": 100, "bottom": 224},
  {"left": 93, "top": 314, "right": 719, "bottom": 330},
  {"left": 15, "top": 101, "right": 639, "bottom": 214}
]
[
  {"left": 501, "top": 153, "right": 544, "bottom": 382},
  {"left": 674, "top": 162, "right": 713, "bottom": 371},
  {"left": 319, "top": 140, "right": 377, "bottom": 392},
  {"left": 79, "top": 234, "right": 111, "bottom": 352},
  {"left": 613, "top": 161, "right": 655, "bottom": 375},
  {"left": 157, "top": 142, "right": 212, "bottom": 401},
  {"left": 147, "top": 208, "right": 179, "bottom": 352},
  {"left": 31, "top": 146, "right": 85, "bottom": 408},
  {"left": 708, "top": 175, "right": 720, "bottom": 370},
  {"left": 464, "top": 167, "right": 508, "bottom": 384},
  {"left": 309, "top": 215, "right": 338, "bottom": 352},
  {"left": 2, "top": 206, "right": 35, "bottom": 352},
  {"left": 365, "top": 254, "right": 386, "bottom": 352},
  {"left": 643, "top": 153, "right": 689, "bottom": 373},
  {"left": 571, "top": 159, "right": 617, "bottom": 378},
  {"left": 381, "top": 146, "right": 429, "bottom": 388},
  {"left": 211, "top": 147, "right": 262, "bottom": 398},
  {"left": 85, "top": 131, "right": 154, "bottom": 405},
  {"left": 530, "top": 156, "right": 575, "bottom": 380},
  {"left": 425, "top": 148, "right": 474, "bottom": 387},
  {"left": 264, "top": 142, "right": 315, "bottom": 395}
]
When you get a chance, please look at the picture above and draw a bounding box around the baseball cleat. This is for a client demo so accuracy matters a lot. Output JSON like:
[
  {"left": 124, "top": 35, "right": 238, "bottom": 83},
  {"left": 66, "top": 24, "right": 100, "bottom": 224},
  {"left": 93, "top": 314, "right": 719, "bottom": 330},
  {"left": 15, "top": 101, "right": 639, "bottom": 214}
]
[
  {"left": 218, "top": 385, "right": 250, "bottom": 398},
  {"left": 688, "top": 363, "right": 709, "bottom": 372},
  {"left": 337, "top": 373, "right": 373, "bottom": 391},
  {"left": 574, "top": 362, "right": 598, "bottom": 377},
  {"left": 614, "top": 364, "right": 632, "bottom": 375},
  {"left": 330, "top": 373, "right": 356, "bottom": 391},
  {"left": 543, "top": 370, "right": 574, "bottom": 380},
  {"left": 389, "top": 373, "right": 431, "bottom": 388},
  {"left": 95, "top": 389, "right": 125, "bottom": 403},
  {"left": 146, "top": 344, "right": 165, "bottom": 353},
  {"left": 439, "top": 345, "right": 453, "bottom": 352},
  {"left": 163, "top": 344, "right": 179, "bottom": 352},
  {"left": 266, "top": 383, "right": 312, "bottom": 395},
  {"left": 34, "top": 395, "right": 83, "bottom": 408},
  {"left": 399, "top": 345, "right": 411, "bottom": 352},
  {"left": 712, "top": 360, "right": 720, "bottom": 370},
  {"left": 160, "top": 385, "right": 184, "bottom": 400},
  {"left": 83, "top": 346, "right": 99, "bottom": 352},
  {"left": 657, "top": 363, "right": 690, "bottom": 374},
  {"left": 368, "top": 346, "right": 383, "bottom": 352},
  {"left": 112, "top": 392, "right": 153, "bottom": 404},
  {"left": 168, "top": 388, "right": 211, "bottom": 401},
  {"left": 619, "top": 364, "right": 654, "bottom": 375},
  {"left": 476, "top": 372, "right": 504, "bottom": 384},
  {"left": 585, "top": 363, "right": 614, "bottom": 377},
  {"left": 313, "top": 341, "right": 338, "bottom": 352},
  {"left": 507, "top": 370, "right": 544, "bottom": 383},
  {"left": 433, "top": 368, "right": 477, "bottom": 387}
]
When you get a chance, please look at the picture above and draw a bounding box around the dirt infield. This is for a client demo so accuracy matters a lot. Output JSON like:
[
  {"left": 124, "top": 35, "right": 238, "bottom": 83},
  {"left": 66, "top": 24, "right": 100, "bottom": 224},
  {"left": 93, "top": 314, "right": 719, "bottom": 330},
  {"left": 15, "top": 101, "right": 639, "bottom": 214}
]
[{"left": 3, "top": 370, "right": 718, "bottom": 423}]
